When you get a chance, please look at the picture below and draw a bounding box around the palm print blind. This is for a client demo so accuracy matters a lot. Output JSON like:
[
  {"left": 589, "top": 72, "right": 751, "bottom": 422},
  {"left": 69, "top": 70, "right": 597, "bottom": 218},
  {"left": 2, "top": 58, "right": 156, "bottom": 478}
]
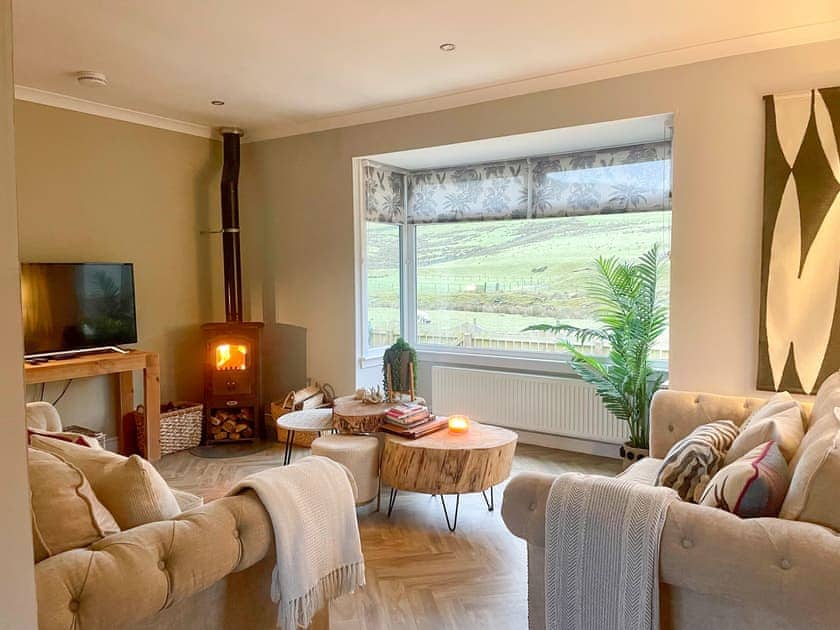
[{"left": 363, "top": 140, "right": 671, "bottom": 224}]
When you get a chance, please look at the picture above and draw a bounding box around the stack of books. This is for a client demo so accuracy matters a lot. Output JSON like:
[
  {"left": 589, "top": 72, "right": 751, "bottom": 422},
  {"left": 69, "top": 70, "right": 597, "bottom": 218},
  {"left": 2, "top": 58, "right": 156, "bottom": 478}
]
[{"left": 382, "top": 402, "right": 448, "bottom": 438}]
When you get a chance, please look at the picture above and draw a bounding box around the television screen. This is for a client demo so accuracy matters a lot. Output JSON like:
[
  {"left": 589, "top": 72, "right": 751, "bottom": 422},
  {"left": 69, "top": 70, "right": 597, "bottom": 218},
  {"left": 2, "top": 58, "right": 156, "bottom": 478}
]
[{"left": 21, "top": 263, "right": 138, "bottom": 356}]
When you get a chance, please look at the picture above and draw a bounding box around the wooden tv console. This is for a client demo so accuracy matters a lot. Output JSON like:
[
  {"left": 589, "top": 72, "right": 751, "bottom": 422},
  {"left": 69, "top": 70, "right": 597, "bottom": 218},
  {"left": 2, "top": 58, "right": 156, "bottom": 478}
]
[{"left": 24, "top": 350, "right": 161, "bottom": 461}]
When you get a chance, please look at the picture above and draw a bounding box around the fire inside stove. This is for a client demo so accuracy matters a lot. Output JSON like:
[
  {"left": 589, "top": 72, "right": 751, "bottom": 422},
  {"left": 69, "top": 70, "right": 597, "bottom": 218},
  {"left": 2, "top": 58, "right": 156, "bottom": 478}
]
[{"left": 215, "top": 343, "right": 248, "bottom": 371}]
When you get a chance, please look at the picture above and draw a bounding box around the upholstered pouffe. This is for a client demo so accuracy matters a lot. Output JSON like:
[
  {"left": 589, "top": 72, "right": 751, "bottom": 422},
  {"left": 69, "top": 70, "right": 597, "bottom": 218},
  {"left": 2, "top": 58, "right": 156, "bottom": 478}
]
[{"left": 311, "top": 435, "right": 381, "bottom": 506}]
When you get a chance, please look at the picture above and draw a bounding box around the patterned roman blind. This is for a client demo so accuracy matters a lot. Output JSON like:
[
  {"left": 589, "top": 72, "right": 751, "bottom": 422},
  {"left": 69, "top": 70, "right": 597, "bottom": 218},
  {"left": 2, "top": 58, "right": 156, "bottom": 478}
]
[
  {"left": 362, "top": 140, "right": 671, "bottom": 224},
  {"left": 408, "top": 160, "right": 529, "bottom": 223},
  {"left": 529, "top": 141, "right": 671, "bottom": 219},
  {"left": 362, "top": 161, "right": 407, "bottom": 223}
]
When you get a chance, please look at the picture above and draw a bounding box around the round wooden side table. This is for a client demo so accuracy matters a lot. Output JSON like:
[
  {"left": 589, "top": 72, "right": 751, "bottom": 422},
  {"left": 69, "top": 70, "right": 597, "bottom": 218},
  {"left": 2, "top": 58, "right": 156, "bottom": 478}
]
[
  {"left": 332, "top": 395, "right": 426, "bottom": 434},
  {"left": 380, "top": 422, "right": 517, "bottom": 531}
]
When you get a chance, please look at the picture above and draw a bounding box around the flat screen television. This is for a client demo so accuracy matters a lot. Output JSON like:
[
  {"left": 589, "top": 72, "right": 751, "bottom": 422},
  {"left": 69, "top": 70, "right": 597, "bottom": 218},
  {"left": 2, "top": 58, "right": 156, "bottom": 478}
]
[{"left": 21, "top": 263, "right": 138, "bottom": 356}]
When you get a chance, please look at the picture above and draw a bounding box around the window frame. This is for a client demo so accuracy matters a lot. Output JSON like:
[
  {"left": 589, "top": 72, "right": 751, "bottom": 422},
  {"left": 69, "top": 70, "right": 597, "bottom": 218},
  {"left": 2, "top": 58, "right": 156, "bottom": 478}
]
[{"left": 355, "top": 160, "right": 670, "bottom": 374}]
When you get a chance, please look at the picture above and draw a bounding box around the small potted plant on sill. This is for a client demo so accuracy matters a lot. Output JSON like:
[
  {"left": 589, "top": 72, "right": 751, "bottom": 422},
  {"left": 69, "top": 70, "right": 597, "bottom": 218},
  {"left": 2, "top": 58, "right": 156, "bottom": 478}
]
[
  {"left": 382, "top": 337, "right": 418, "bottom": 402},
  {"left": 525, "top": 246, "right": 668, "bottom": 468}
]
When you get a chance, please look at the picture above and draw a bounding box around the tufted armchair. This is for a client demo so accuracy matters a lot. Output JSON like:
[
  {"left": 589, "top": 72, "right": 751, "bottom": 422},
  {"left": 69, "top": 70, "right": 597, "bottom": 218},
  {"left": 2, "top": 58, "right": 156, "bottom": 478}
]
[{"left": 502, "top": 389, "right": 840, "bottom": 630}]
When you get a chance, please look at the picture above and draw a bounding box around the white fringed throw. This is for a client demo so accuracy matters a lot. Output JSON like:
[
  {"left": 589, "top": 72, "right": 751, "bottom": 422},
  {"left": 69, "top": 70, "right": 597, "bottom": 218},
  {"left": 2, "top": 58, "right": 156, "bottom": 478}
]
[
  {"left": 228, "top": 456, "right": 365, "bottom": 629},
  {"left": 544, "top": 473, "right": 678, "bottom": 630}
]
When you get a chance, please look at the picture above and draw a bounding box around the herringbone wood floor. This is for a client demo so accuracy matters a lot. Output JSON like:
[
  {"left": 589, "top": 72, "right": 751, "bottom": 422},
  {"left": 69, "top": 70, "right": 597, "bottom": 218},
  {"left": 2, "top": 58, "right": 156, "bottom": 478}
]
[{"left": 156, "top": 441, "right": 621, "bottom": 630}]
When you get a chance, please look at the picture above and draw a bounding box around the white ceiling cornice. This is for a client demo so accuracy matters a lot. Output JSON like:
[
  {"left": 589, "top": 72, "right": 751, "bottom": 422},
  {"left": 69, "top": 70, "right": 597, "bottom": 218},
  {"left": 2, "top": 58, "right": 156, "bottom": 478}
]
[
  {"left": 245, "top": 19, "right": 840, "bottom": 143},
  {"left": 12, "top": 19, "right": 840, "bottom": 144},
  {"left": 13, "top": 86, "right": 216, "bottom": 139}
]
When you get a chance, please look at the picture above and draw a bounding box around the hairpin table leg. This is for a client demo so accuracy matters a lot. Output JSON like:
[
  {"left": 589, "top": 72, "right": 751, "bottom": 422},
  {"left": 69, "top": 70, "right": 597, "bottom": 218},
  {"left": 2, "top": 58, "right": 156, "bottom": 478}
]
[
  {"left": 387, "top": 488, "right": 399, "bottom": 517},
  {"left": 440, "top": 494, "right": 461, "bottom": 532},
  {"left": 482, "top": 486, "right": 495, "bottom": 512},
  {"left": 283, "top": 430, "right": 295, "bottom": 466}
]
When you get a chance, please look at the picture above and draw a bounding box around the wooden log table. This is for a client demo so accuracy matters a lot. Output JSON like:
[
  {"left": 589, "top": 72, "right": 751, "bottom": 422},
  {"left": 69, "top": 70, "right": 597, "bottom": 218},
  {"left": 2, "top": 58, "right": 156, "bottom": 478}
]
[
  {"left": 332, "top": 395, "right": 426, "bottom": 434},
  {"left": 381, "top": 421, "right": 517, "bottom": 531}
]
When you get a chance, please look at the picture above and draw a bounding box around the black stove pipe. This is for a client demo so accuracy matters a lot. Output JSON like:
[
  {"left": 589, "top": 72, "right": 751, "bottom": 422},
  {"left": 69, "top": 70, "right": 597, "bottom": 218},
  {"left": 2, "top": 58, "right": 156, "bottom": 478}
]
[{"left": 220, "top": 128, "right": 244, "bottom": 322}]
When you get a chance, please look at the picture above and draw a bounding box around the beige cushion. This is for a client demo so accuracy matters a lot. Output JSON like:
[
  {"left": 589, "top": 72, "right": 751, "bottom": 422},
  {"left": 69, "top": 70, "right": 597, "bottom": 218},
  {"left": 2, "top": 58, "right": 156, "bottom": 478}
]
[
  {"left": 27, "top": 426, "right": 102, "bottom": 449},
  {"left": 698, "top": 441, "right": 789, "bottom": 516},
  {"left": 811, "top": 370, "right": 840, "bottom": 426},
  {"left": 616, "top": 457, "right": 663, "bottom": 485},
  {"left": 779, "top": 407, "right": 840, "bottom": 529},
  {"left": 28, "top": 448, "right": 120, "bottom": 562},
  {"left": 724, "top": 392, "right": 803, "bottom": 464},
  {"left": 31, "top": 435, "right": 181, "bottom": 529}
]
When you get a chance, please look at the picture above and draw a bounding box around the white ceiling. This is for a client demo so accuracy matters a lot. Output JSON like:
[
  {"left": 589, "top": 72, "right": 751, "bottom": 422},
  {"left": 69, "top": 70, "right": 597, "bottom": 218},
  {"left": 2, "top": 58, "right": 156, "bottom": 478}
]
[{"left": 11, "top": 1, "right": 840, "bottom": 141}]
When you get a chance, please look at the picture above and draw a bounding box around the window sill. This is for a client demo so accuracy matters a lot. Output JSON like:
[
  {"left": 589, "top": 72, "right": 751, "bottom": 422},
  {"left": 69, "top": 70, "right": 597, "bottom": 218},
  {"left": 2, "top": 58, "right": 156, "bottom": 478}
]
[
  {"left": 415, "top": 348, "right": 579, "bottom": 376},
  {"left": 359, "top": 355, "right": 384, "bottom": 369},
  {"left": 361, "top": 348, "right": 668, "bottom": 376}
]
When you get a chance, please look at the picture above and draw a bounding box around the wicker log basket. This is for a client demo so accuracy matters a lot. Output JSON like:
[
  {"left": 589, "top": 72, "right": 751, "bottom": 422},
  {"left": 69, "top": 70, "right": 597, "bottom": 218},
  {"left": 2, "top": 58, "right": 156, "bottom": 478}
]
[{"left": 135, "top": 401, "right": 203, "bottom": 458}]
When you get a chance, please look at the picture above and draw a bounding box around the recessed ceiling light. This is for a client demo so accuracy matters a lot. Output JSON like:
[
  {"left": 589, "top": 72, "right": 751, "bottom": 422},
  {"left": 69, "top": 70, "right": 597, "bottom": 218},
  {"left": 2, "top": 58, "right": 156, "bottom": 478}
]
[
  {"left": 439, "top": 43, "right": 456, "bottom": 52},
  {"left": 211, "top": 100, "right": 225, "bottom": 106},
  {"left": 75, "top": 71, "right": 108, "bottom": 87}
]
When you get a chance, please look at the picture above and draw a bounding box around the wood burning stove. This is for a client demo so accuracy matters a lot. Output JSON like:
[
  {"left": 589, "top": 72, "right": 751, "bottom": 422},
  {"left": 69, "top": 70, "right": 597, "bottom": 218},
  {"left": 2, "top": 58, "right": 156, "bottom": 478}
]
[
  {"left": 202, "top": 322, "right": 262, "bottom": 442},
  {"left": 202, "top": 128, "right": 264, "bottom": 443}
]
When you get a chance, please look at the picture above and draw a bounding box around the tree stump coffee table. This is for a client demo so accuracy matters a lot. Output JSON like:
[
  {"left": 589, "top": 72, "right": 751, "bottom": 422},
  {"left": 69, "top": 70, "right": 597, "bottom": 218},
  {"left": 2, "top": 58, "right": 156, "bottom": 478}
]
[{"left": 380, "top": 422, "right": 517, "bottom": 531}]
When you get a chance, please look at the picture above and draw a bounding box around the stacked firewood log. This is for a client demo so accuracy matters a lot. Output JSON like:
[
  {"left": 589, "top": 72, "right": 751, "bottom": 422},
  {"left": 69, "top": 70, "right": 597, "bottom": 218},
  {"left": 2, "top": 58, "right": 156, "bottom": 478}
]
[{"left": 208, "top": 410, "right": 254, "bottom": 441}]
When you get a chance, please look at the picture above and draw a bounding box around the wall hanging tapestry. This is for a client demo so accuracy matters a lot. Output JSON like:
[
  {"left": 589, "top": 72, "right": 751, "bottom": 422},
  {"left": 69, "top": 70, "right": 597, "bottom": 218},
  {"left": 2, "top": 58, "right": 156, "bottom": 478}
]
[{"left": 759, "top": 86, "right": 840, "bottom": 394}]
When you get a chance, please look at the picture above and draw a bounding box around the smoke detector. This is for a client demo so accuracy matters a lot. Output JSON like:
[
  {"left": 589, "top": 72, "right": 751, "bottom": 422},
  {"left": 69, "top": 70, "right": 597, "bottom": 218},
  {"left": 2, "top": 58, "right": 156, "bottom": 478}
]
[{"left": 75, "top": 71, "right": 108, "bottom": 87}]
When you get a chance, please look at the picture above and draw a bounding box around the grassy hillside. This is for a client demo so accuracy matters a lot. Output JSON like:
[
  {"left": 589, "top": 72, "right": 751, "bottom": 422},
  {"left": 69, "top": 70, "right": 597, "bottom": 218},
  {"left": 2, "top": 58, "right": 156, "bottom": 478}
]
[{"left": 367, "top": 211, "right": 671, "bottom": 354}]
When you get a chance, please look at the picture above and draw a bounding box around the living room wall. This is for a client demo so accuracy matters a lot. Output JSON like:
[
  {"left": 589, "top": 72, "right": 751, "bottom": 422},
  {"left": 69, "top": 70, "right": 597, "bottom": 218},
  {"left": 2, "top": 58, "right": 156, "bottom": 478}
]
[
  {"left": 14, "top": 102, "right": 224, "bottom": 439},
  {"left": 0, "top": 0, "right": 37, "bottom": 625},
  {"left": 242, "top": 38, "right": 840, "bottom": 400}
]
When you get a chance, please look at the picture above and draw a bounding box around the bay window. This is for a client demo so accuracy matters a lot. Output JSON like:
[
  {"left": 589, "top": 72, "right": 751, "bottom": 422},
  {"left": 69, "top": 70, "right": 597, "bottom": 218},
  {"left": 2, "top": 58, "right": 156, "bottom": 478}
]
[{"left": 359, "top": 138, "right": 672, "bottom": 365}]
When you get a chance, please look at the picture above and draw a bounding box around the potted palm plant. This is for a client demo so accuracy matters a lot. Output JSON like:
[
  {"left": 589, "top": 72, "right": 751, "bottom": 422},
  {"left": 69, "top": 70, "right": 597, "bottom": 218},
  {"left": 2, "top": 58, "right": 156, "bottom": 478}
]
[{"left": 525, "top": 246, "right": 668, "bottom": 467}]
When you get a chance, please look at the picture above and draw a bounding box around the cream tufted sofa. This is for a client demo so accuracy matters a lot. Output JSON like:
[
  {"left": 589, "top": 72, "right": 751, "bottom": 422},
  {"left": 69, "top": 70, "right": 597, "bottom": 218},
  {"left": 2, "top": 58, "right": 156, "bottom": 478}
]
[
  {"left": 501, "top": 389, "right": 840, "bottom": 630},
  {"left": 35, "top": 489, "right": 329, "bottom": 629}
]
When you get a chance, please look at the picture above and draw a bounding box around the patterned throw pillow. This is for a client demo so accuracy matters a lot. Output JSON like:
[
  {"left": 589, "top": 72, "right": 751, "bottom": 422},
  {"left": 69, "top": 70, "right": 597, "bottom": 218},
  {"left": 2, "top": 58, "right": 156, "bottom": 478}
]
[
  {"left": 698, "top": 441, "right": 790, "bottom": 517},
  {"left": 654, "top": 420, "right": 740, "bottom": 500}
]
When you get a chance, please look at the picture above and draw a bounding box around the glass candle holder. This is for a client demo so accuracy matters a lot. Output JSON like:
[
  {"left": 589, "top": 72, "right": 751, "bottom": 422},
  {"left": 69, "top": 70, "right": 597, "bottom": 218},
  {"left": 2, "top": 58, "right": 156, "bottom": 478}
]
[{"left": 448, "top": 415, "right": 470, "bottom": 434}]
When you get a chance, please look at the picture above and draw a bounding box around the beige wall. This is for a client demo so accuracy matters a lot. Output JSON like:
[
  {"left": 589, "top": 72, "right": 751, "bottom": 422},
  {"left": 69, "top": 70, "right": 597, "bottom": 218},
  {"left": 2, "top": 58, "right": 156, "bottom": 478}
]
[
  {"left": 243, "top": 39, "right": 840, "bottom": 399},
  {"left": 0, "top": 1, "right": 37, "bottom": 626},
  {"left": 14, "top": 102, "right": 223, "bottom": 437}
]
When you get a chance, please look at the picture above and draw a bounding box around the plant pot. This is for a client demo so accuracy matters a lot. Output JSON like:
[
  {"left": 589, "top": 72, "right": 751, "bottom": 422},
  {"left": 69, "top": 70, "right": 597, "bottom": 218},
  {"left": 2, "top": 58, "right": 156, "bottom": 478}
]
[{"left": 619, "top": 442, "right": 650, "bottom": 470}]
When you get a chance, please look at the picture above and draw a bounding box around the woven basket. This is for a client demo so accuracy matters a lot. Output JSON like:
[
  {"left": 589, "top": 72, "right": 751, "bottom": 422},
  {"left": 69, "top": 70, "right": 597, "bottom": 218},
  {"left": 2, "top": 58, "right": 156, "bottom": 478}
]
[{"left": 135, "top": 401, "right": 203, "bottom": 457}]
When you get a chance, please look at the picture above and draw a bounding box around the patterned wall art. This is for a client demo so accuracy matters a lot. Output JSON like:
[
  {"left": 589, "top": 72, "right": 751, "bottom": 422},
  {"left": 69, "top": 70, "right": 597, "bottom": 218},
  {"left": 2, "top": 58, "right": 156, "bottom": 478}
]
[{"left": 758, "top": 86, "right": 840, "bottom": 394}]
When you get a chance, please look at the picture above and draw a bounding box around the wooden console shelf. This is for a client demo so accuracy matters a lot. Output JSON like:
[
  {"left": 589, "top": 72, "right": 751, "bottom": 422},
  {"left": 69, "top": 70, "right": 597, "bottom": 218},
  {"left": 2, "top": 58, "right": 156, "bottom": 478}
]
[{"left": 24, "top": 350, "right": 161, "bottom": 461}]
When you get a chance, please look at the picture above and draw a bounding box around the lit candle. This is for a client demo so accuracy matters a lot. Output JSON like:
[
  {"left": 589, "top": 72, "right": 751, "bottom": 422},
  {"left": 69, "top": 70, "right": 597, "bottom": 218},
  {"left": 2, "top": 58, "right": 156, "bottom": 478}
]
[{"left": 448, "top": 415, "right": 470, "bottom": 434}]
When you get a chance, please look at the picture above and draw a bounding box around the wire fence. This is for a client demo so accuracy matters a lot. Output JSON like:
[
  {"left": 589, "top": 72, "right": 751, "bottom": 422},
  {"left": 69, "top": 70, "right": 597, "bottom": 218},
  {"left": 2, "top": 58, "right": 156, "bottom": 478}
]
[{"left": 367, "top": 273, "right": 551, "bottom": 296}]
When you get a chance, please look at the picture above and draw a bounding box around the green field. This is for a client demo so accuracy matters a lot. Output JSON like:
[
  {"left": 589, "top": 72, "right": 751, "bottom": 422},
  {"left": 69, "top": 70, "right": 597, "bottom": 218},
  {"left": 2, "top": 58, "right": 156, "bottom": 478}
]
[{"left": 366, "top": 212, "right": 671, "bottom": 355}]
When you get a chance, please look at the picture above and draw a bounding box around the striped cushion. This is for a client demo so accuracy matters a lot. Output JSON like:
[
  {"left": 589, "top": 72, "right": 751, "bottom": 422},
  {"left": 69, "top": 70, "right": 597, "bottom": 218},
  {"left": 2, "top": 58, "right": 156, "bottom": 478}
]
[
  {"left": 654, "top": 420, "right": 740, "bottom": 500},
  {"left": 699, "top": 441, "right": 790, "bottom": 517}
]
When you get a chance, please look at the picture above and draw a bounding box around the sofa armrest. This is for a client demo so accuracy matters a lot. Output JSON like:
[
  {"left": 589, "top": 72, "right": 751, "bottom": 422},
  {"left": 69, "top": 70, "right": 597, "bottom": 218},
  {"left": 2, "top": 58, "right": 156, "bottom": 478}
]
[
  {"left": 502, "top": 472, "right": 556, "bottom": 547},
  {"left": 35, "top": 491, "right": 272, "bottom": 630},
  {"left": 503, "top": 471, "right": 840, "bottom": 626}
]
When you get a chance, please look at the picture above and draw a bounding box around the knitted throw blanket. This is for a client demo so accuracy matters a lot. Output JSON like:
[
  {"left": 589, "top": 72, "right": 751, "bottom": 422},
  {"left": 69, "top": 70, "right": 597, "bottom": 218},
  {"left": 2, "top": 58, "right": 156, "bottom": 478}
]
[
  {"left": 228, "top": 456, "right": 365, "bottom": 629},
  {"left": 544, "top": 473, "right": 678, "bottom": 630}
]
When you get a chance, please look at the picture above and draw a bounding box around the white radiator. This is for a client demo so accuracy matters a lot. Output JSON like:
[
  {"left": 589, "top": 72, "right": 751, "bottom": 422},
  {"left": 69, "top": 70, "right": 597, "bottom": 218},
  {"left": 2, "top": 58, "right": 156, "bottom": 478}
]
[{"left": 431, "top": 366, "right": 627, "bottom": 444}]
